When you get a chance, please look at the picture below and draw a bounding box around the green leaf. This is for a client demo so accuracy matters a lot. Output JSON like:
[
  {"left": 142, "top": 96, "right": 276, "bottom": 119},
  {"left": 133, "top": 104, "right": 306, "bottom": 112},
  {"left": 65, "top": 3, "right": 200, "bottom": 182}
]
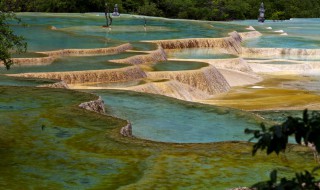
[
  {"left": 270, "top": 170, "right": 277, "bottom": 183},
  {"left": 312, "top": 166, "right": 320, "bottom": 174},
  {"left": 303, "top": 109, "right": 309, "bottom": 123},
  {"left": 295, "top": 133, "right": 302, "bottom": 144}
]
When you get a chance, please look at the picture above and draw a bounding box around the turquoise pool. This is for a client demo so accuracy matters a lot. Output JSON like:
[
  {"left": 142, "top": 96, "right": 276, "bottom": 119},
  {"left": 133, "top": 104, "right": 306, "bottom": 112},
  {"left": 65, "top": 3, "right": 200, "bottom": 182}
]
[{"left": 88, "top": 90, "right": 262, "bottom": 143}]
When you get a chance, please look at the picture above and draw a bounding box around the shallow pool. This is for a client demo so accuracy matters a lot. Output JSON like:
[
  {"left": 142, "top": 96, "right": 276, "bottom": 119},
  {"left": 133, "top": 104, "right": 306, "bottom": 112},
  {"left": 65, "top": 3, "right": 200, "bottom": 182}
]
[
  {"left": 152, "top": 60, "right": 209, "bottom": 71},
  {"left": 88, "top": 90, "right": 262, "bottom": 143},
  {"left": 166, "top": 48, "right": 238, "bottom": 59},
  {"left": 0, "top": 53, "right": 139, "bottom": 74}
]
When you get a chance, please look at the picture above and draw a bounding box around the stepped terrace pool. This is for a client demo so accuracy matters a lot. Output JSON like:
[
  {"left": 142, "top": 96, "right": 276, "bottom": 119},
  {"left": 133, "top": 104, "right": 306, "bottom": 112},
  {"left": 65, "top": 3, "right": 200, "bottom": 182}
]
[{"left": 1, "top": 12, "right": 320, "bottom": 190}]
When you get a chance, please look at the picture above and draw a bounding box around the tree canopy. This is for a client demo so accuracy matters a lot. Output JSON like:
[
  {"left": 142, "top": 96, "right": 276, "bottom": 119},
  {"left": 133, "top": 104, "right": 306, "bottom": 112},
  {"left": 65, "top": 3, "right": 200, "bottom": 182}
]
[
  {"left": 1, "top": 0, "right": 319, "bottom": 21},
  {"left": 0, "top": 11, "right": 27, "bottom": 70}
]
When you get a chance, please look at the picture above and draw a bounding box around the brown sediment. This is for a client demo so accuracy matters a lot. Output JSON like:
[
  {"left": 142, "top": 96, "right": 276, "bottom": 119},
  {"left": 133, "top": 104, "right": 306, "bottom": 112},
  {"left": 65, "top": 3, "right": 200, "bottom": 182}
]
[
  {"left": 148, "top": 31, "right": 243, "bottom": 54},
  {"left": 8, "top": 66, "right": 147, "bottom": 84},
  {"left": 111, "top": 46, "right": 167, "bottom": 64},
  {"left": 124, "top": 80, "right": 212, "bottom": 101},
  {"left": 37, "top": 43, "right": 133, "bottom": 57},
  {"left": 147, "top": 66, "right": 230, "bottom": 95}
]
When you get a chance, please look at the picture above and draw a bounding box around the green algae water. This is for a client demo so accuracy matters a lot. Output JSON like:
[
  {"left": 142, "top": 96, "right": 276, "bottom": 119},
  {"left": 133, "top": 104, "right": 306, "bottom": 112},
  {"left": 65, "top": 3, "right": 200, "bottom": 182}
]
[
  {"left": 11, "top": 52, "right": 48, "bottom": 58},
  {"left": 0, "top": 86, "right": 317, "bottom": 189},
  {"left": 0, "top": 75, "right": 57, "bottom": 86}
]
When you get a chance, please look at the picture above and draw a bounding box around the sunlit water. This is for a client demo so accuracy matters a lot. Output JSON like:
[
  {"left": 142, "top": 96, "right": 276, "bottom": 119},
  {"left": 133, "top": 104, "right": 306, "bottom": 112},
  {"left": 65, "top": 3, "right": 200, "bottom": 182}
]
[{"left": 233, "top": 19, "right": 320, "bottom": 49}]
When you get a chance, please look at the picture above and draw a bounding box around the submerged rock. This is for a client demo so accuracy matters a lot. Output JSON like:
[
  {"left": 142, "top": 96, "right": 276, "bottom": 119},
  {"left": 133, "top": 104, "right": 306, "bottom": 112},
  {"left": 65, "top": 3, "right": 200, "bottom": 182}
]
[
  {"left": 50, "top": 26, "right": 57, "bottom": 30},
  {"left": 38, "top": 81, "right": 69, "bottom": 89},
  {"left": 79, "top": 96, "right": 105, "bottom": 114},
  {"left": 246, "top": 26, "right": 256, "bottom": 31},
  {"left": 120, "top": 121, "right": 133, "bottom": 137}
]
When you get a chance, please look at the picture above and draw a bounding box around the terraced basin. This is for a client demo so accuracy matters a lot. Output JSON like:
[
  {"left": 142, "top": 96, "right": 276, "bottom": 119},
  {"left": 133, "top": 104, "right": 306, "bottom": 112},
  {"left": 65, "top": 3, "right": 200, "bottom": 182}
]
[
  {"left": 0, "top": 53, "right": 140, "bottom": 74},
  {"left": 167, "top": 48, "right": 238, "bottom": 59},
  {"left": 152, "top": 60, "right": 209, "bottom": 71}
]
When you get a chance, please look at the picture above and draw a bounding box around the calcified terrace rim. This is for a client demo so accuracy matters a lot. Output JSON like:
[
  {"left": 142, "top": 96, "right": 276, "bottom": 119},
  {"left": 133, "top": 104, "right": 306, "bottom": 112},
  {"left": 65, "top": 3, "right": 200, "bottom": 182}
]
[
  {"left": 7, "top": 66, "right": 147, "bottom": 84},
  {"left": 3, "top": 43, "right": 133, "bottom": 66},
  {"left": 110, "top": 45, "right": 167, "bottom": 64}
]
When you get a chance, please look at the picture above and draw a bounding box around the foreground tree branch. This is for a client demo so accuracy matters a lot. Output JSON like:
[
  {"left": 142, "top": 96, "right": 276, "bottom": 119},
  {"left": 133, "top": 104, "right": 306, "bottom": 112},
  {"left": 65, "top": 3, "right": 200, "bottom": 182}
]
[
  {"left": 245, "top": 110, "right": 320, "bottom": 189},
  {"left": 0, "top": 11, "right": 27, "bottom": 70}
]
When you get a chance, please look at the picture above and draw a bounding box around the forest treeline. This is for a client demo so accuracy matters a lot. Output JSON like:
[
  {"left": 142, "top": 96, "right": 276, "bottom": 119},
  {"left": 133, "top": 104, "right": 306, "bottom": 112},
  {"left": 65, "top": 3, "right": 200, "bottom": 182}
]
[{"left": 1, "top": 0, "right": 320, "bottom": 20}]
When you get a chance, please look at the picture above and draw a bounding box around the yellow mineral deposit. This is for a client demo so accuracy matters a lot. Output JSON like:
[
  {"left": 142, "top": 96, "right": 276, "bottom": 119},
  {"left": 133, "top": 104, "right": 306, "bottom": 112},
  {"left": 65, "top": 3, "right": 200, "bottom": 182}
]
[{"left": 125, "top": 80, "right": 213, "bottom": 101}]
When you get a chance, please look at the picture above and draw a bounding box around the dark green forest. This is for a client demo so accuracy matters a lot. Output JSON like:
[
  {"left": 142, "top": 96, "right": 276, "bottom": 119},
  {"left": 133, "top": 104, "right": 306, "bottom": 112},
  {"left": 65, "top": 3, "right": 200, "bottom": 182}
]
[{"left": 1, "top": 0, "right": 320, "bottom": 20}]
